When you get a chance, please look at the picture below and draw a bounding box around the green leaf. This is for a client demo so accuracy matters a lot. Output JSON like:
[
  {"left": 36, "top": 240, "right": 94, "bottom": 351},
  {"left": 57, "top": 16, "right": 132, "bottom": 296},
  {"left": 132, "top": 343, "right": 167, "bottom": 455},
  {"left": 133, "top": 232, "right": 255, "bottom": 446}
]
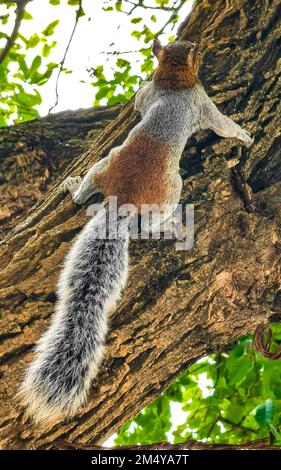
[
  {"left": 116, "top": 58, "right": 130, "bottom": 68},
  {"left": 269, "top": 423, "right": 281, "bottom": 442},
  {"left": 254, "top": 400, "right": 275, "bottom": 428},
  {"left": 61, "top": 67, "right": 72, "bottom": 74},
  {"left": 227, "top": 356, "right": 252, "bottom": 385},
  {"left": 140, "top": 47, "right": 151, "bottom": 58},
  {"left": 67, "top": 0, "right": 80, "bottom": 5},
  {"left": 0, "top": 115, "right": 7, "bottom": 127},
  {"left": 18, "top": 57, "right": 29, "bottom": 78},
  {"left": 77, "top": 7, "right": 85, "bottom": 18},
  {"left": 131, "top": 30, "right": 142, "bottom": 40},
  {"left": 27, "top": 33, "right": 40, "bottom": 49},
  {"left": 131, "top": 17, "right": 142, "bottom": 24},
  {"left": 141, "top": 58, "right": 154, "bottom": 74},
  {"left": 42, "top": 44, "right": 51, "bottom": 58},
  {"left": 23, "top": 11, "right": 33, "bottom": 20},
  {"left": 115, "top": 0, "right": 122, "bottom": 12},
  {"left": 42, "top": 20, "right": 59, "bottom": 36},
  {"left": 18, "top": 33, "right": 28, "bottom": 45},
  {"left": 95, "top": 87, "right": 109, "bottom": 100},
  {"left": 49, "top": 0, "right": 60, "bottom": 4},
  {"left": 35, "top": 66, "right": 57, "bottom": 86},
  {"left": 224, "top": 405, "right": 244, "bottom": 425},
  {"left": 29, "top": 56, "right": 42, "bottom": 78},
  {"left": 14, "top": 89, "right": 42, "bottom": 107},
  {"left": 1, "top": 14, "right": 9, "bottom": 25},
  {"left": 46, "top": 62, "right": 59, "bottom": 71}
]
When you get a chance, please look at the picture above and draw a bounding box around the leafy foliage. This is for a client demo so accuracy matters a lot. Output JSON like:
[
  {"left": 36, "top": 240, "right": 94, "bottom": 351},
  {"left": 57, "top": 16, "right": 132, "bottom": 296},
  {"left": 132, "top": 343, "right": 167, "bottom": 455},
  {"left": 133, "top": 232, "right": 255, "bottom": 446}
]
[
  {"left": 115, "top": 325, "right": 281, "bottom": 446},
  {"left": 0, "top": 0, "right": 189, "bottom": 124},
  {"left": 0, "top": 1, "right": 61, "bottom": 124}
]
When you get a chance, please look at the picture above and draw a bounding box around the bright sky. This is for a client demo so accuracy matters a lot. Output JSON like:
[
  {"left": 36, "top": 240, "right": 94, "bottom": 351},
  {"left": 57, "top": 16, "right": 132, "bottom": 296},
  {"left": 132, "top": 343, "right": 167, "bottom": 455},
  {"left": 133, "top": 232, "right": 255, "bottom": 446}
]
[{"left": 16, "top": 0, "right": 193, "bottom": 115}]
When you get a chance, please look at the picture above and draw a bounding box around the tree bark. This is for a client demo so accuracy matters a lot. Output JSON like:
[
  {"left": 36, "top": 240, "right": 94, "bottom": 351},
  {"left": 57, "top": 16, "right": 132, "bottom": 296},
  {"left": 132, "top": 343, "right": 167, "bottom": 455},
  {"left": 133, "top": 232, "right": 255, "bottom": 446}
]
[
  {"left": 55, "top": 438, "right": 278, "bottom": 451},
  {"left": 1, "top": 0, "right": 281, "bottom": 450},
  {"left": 0, "top": 105, "right": 120, "bottom": 237}
]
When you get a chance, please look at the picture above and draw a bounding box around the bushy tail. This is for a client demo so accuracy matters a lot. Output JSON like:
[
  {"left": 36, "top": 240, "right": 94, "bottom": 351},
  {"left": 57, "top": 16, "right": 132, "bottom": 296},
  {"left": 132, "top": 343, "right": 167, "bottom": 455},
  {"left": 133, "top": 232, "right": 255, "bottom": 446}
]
[{"left": 19, "top": 206, "right": 129, "bottom": 424}]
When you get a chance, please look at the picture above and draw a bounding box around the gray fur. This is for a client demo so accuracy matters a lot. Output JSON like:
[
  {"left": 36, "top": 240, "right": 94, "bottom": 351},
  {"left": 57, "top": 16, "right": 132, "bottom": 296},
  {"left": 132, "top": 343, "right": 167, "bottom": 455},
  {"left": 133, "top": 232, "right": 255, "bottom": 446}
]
[
  {"left": 20, "top": 208, "right": 129, "bottom": 423},
  {"left": 64, "top": 83, "right": 252, "bottom": 208},
  {"left": 135, "top": 81, "right": 253, "bottom": 149}
]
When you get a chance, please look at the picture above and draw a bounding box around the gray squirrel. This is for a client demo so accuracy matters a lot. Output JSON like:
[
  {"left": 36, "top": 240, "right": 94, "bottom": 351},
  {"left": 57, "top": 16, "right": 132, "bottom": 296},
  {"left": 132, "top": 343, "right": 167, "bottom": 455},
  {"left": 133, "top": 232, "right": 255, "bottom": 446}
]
[{"left": 20, "top": 39, "right": 253, "bottom": 424}]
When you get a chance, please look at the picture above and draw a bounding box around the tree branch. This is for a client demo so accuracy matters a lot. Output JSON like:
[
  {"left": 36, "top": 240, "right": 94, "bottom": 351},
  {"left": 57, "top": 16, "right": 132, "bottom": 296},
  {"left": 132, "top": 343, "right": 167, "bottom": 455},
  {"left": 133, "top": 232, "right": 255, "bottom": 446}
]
[
  {"left": 218, "top": 416, "right": 256, "bottom": 434},
  {"left": 254, "top": 323, "right": 281, "bottom": 359},
  {"left": 48, "top": 0, "right": 83, "bottom": 113},
  {"left": 0, "top": 0, "right": 31, "bottom": 64},
  {"left": 55, "top": 438, "right": 279, "bottom": 451},
  {"left": 98, "top": 49, "right": 139, "bottom": 55},
  {"left": 155, "top": 0, "right": 188, "bottom": 38},
  {"left": 124, "top": 0, "right": 173, "bottom": 13}
]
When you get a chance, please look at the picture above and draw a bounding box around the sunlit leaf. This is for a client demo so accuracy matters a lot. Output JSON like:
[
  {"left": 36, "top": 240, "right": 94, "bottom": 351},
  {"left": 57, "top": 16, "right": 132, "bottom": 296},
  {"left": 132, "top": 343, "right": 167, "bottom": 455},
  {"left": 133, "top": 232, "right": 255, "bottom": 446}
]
[
  {"left": 14, "top": 89, "right": 42, "bottom": 107},
  {"left": 115, "top": 0, "right": 122, "bottom": 12},
  {"left": 131, "top": 18, "right": 142, "bottom": 24},
  {"left": 254, "top": 400, "right": 275, "bottom": 428},
  {"left": 42, "top": 44, "right": 51, "bottom": 57},
  {"left": 42, "top": 20, "right": 59, "bottom": 36},
  {"left": 29, "top": 55, "right": 42, "bottom": 78},
  {"left": 77, "top": 7, "right": 85, "bottom": 18},
  {"left": 27, "top": 33, "right": 41, "bottom": 48},
  {"left": 1, "top": 14, "right": 9, "bottom": 25},
  {"left": 23, "top": 11, "right": 33, "bottom": 20}
]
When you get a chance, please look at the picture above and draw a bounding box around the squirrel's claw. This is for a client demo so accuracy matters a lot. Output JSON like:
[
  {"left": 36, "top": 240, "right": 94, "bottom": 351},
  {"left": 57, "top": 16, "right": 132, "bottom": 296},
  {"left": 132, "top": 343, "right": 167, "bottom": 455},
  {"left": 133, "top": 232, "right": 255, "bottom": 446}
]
[{"left": 61, "top": 176, "right": 82, "bottom": 193}]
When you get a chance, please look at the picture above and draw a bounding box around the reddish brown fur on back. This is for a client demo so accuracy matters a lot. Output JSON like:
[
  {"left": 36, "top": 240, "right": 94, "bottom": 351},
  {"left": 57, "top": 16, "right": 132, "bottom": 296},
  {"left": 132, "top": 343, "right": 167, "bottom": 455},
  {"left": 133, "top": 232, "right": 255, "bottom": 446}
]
[
  {"left": 95, "top": 132, "right": 171, "bottom": 210},
  {"left": 154, "top": 41, "right": 200, "bottom": 89}
]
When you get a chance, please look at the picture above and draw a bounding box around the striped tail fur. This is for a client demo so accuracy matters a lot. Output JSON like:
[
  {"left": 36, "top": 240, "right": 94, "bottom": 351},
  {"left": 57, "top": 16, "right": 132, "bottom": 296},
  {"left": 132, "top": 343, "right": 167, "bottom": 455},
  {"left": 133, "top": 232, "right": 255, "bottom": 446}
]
[{"left": 19, "top": 206, "right": 129, "bottom": 423}]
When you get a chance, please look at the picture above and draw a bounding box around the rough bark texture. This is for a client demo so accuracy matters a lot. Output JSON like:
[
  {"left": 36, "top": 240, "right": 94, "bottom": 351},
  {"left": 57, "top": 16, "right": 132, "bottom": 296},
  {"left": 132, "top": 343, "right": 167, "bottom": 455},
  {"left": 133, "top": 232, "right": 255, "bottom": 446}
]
[
  {"left": 56, "top": 438, "right": 278, "bottom": 451},
  {"left": 0, "top": 105, "right": 120, "bottom": 237},
  {"left": 1, "top": 0, "right": 281, "bottom": 450}
]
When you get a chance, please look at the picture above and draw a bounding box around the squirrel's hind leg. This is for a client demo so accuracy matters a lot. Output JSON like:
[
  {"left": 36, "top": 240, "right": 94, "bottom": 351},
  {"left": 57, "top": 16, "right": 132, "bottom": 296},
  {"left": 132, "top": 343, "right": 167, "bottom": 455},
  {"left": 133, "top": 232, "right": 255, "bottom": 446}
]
[
  {"left": 62, "top": 157, "right": 110, "bottom": 204},
  {"left": 61, "top": 175, "right": 93, "bottom": 205},
  {"left": 62, "top": 176, "right": 82, "bottom": 195}
]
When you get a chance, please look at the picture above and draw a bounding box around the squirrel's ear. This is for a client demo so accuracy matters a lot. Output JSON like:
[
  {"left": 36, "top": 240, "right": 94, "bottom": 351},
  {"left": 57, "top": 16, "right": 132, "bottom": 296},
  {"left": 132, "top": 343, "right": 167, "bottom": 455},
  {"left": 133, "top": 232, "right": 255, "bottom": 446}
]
[
  {"left": 152, "top": 38, "right": 163, "bottom": 59},
  {"left": 188, "top": 44, "right": 199, "bottom": 70}
]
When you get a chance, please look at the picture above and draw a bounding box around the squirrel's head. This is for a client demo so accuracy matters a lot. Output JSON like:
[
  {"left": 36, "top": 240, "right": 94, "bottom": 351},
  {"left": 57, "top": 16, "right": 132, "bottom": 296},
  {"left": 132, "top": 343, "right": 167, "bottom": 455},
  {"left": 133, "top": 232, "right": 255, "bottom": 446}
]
[{"left": 152, "top": 39, "right": 200, "bottom": 89}]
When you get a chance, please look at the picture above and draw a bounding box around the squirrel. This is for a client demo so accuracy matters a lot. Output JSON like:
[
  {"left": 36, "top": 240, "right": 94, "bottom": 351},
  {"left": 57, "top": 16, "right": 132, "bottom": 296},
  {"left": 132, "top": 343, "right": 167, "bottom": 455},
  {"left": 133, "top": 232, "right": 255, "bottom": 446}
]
[{"left": 20, "top": 39, "right": 253, "bottom": 424}]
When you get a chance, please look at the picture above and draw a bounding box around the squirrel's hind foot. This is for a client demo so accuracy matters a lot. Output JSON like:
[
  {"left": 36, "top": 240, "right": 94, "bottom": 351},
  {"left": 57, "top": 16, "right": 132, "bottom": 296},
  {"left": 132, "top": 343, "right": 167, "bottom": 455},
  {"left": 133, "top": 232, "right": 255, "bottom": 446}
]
[{"left": 61, "top": 176, "right": 82, "bottom": 193}]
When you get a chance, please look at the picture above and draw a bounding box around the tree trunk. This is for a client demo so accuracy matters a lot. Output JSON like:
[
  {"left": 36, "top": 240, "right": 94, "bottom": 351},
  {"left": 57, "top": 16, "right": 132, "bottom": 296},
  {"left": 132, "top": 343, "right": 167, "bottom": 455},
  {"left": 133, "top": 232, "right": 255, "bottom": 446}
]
[
  {"left": 1, "top": 0, "right": 281, "bottom": 450},
  {"left": 0, "top": 105, "right": 120, "bottom": 237}
]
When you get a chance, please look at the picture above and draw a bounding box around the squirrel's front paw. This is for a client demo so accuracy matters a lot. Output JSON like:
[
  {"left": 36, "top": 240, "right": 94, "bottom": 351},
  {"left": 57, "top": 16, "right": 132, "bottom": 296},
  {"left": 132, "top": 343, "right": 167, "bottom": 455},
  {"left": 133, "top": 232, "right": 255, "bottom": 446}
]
[
  {"left": 239, "top": 129, "right": 253, "bottom": 148},
  {"left": 61, "top": 176, "right": 82, "bottom": 193}
]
